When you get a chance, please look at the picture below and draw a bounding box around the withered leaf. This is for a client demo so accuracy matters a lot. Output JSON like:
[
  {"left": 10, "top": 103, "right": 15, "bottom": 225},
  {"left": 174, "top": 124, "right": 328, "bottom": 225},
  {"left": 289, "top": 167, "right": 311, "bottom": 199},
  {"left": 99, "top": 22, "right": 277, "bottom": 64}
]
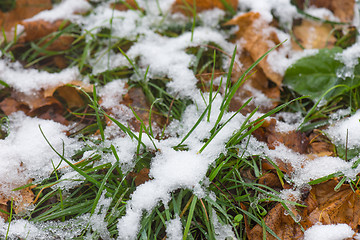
[
  {"left": 129, "top": 168, "right": 151, "bottom": 186},
  {"left": 111, "top": 0, "right": 143, "bottom": 11},
  {"left": 252, "top": 118, "right": 309, "bottom": 154},
  {"left": 0, "top": 0, "right": 52, "bottom": 41},
  {"left": 172, "top": 0, "right": 238, "bottom": 15},
  {"left": 292, "top": 19, "right": 336, "bottom": 50},
  {"left": 0, "top": 181, "right": 35, "bottom": 221},
  {"left": 294, "top": 0, "right": 355, "bottom": 23},
  {"left": 226, "top": 12, "right": 283, "bottom": 86},
  {"left": 249, "top": 179, "right": 360, "bottom": 240}
]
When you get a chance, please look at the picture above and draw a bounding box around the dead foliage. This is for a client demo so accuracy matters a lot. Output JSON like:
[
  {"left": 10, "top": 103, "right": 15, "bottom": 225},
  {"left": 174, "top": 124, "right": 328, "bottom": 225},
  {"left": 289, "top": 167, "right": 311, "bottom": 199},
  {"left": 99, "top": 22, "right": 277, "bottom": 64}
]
[
  {"left": 226, "top": 12, "right": 283, "bottom": 87},
  {"left": 111, "top": 0, "right": 143, "bottom": 12},
  {"left": 172, "top": 0, "right": 238, "bottom": 15},
  {"left": 0, "top": 0, "right": 52, "bottom": 35},
  {"left": 0, "top": 81, "right": 92, "bottom": 125},
  {"left": 294, "top": 0, "right": 355, "bottom": 23},
  {"left": 249, "top": 179, "right": 360, "bottom": 240},
  {"left": 0, "top": 181, "right": 35, "bottom": 221},
  {"left": 292, "top": 19, "right": 337, "bottom": 50}
]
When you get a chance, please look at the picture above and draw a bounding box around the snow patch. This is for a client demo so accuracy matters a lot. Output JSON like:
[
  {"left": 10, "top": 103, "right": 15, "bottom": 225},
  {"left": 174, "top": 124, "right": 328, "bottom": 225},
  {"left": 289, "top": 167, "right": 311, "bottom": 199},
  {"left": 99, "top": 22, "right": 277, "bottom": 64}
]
[{"left": 304, "top": 224, "right": 357, "bottom": 240}]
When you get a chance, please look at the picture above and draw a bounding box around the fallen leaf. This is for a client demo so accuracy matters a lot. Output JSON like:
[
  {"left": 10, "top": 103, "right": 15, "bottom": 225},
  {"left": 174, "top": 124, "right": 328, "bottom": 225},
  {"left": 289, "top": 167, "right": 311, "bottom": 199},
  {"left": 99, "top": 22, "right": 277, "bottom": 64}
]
[
  {"left": 294, "top": 0, "right": 355, "bottom": 23},
  {"left": 229, "top": 50, "right": 280, "bottom": 114},
  {"left": 111, "top": 0, "right": 143, "bottom": 11},
  {"left": 0, "top": 181, "right": 35, "bottom": 221},
  {"left": 258, "top": 172, "right": 283, "bottom": 189},
  {"left": 0, "top": 0, "right": 52, "bottom": 41},
  {"left": 117, "top": 86, "right": 166, "bottom": 132},
  {"left": 308, "top": 130, "right": 335, "bottom": 157},
  {"left": 0, "top": 97, "right": 30, "bottom": 115},
  {"left": 292, "top": 19, "right": 336, "bottom": 50},
  {"left": 129, "top": 168, "right": 151, "bottom": 186},
  {"left": 252, "top": 118, "right": 309, "bottom": 154},
  {"left": 249, "top": 179, "right": 360, "bottom": 240},
  {"left": 172, "top": 0, "right": 238, "bottom": 15},
  {"left": 226, "top": 12, "right": 283, "bottom": 86},
  {"left": 18, "top": 19, "right": 70, "bottom": 43}
]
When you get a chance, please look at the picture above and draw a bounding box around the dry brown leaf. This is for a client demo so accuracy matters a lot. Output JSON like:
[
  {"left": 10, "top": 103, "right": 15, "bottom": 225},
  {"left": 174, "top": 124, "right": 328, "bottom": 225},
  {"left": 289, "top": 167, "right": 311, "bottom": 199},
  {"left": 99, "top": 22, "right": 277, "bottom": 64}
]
[
  {"left": 0, "top": 203, "right": 7, "bottom": 220},
  {"left": 129, "top": 168, "right": 151, "bottom": 186},
  {"left": 119, "top": 86, "right": 166, "bottom": 132},
  {"left": 172, "top": 0, "right": 238, "bottom": 15},
  {"left": 0, "top": 181, "right": 35, "bottom": 221},
  {"left": 111, "top": 0, "right": 143, "bottom": 11},
  {"left": 295, "top": 0, "right": 355, "bottom": 23},
  {"left": 258, "top": 172, "right": 283, "bottom": 189},
  {"left": 226, "top": 12, "right": 283, "bottom": 87},
  {"left": 18, "top": 19, "right": 69, "bottom": 43},
  {"left": 0, "top": 97, "right": 30, "bottom": 115},
  {"left": 0, "top": 89, "right": 71, "bottom": 124},
  {"left": 292, "top": 19, "right": 336, "bottom": 50},
  {"left": 249, "top": 179, "right": 360, "bottom": 240},
  {"left": 0, "top": 0, "right": 52, "bottom": 41},
  {"left": 308, "top": 131, "right": 335, "bottom": 157},
  {"left": 55, "top": 86, "right": 85, "bottom": 109},
  {"left": 252, "top": 118, "right": 309, "bottom": 154},
  {"left": 44, "top": 80, "right": 93, "bottom": 97},
  {"left": 229, "top": 50, "right": 280, "bottom": 114}
]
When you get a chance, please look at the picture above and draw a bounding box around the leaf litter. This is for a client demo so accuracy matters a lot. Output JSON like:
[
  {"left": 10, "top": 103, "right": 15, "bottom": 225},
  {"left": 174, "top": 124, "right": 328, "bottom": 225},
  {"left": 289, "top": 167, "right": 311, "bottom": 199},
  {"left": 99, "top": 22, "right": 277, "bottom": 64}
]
[{"left": 0, "top": 0, "right": 360, "bottom": 239}]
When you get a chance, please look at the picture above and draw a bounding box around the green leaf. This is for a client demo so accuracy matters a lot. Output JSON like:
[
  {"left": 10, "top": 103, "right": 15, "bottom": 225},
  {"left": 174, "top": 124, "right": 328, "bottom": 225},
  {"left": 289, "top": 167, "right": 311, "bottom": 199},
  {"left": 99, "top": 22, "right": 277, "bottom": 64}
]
[{"left": 284, "top": 47, "right": 360, "bottom": 101}]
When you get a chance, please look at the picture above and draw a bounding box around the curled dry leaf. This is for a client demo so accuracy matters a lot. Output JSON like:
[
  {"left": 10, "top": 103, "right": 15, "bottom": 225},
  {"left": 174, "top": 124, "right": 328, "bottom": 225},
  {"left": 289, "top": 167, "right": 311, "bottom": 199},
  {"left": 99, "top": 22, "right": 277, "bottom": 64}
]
[
  {"left": 226, "top": 12, "right": 283, "bottom": 86},
  {"left": 292, "top": 19, "right": 336, "bottom": 50},
  {"left": 172, "top": 0, "right": 238, "bottom": 15},
  {"left": 249, "top": 179, "right": 360, "bottom": 240}
]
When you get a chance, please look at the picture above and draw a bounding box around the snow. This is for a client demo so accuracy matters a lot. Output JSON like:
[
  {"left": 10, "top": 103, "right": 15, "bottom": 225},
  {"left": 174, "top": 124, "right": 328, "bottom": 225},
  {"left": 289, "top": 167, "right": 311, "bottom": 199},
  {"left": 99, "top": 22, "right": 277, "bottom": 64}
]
[
  {"left": 118, "top": 148, "right": 210, "bottom": 239},
  {"left": 0, "top": 215, "right": 89, "bottom": 239},
  {"left": 0, "top": 60, "right": 80, "bottom": 93},
  {"left": 293, "top": 156, "right": 358, "bottom": 185},
  {"left": 126, "top": 27, "right": 234, "bottom": 99},
  {"left": 0, "top": 112, "right": 81, "bottom": 198},
  {"left": 326, "top": 109, "right": 360, "bottom": 149},
  {"left": 305, "top": 7, "right": 340, "bottom": 22},
  {"left": 99, "top": 79, "right": 127, "bottom": 109},
  {"left": 304, "top": 224, "right": 357, "bottom": 240},
  {"left": 166, "top": 216, "right": 183, "bottom": 240},
  {"left": 238, "top": 0, "right": 298, "bottom": 26},
  {"left": 25, "top": 0, "right": 92, "bottom": 23},
  {"left": 336, "top": 42, "right": 360, "bottom": 79}
]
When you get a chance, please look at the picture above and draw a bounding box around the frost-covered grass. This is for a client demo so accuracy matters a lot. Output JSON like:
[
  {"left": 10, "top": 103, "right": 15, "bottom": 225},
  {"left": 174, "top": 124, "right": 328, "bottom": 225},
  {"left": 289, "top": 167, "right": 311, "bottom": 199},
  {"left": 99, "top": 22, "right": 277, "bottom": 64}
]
[{"left": 1, "top": 0, "right": 360, "bottom": 239}]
